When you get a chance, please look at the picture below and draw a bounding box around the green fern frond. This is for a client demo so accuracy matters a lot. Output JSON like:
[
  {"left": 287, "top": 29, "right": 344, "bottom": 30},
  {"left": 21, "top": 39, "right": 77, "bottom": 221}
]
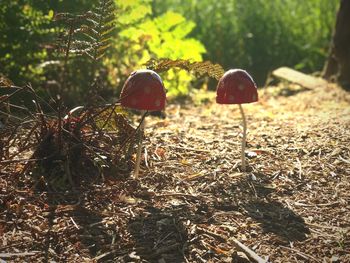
[
  {"left": 56, "top": 0, "right": 116, "bottom": 62},
  {"left": 146, "top": 58, "right": 225, "bottom": 80}
]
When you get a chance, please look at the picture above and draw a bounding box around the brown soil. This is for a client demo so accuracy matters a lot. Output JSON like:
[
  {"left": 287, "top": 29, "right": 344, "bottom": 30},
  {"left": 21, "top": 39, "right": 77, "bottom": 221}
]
[{"left": 1, "top": 83, "right": 350, "bottom": 262}]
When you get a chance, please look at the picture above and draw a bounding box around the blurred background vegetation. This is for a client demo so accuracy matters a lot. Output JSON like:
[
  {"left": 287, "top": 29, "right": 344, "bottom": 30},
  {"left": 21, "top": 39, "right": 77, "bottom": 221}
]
[
  {"left": 0, "top": 0, "right": 339, "bottom": 105},
  {"left": 153, "top": 0, "right": 339, "bottom": 85}
]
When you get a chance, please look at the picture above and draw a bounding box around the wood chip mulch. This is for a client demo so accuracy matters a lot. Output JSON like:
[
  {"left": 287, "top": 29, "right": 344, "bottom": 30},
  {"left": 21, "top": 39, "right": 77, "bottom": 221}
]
[{"left": 1, "top": 83, "right": 350, "bottom": 262}]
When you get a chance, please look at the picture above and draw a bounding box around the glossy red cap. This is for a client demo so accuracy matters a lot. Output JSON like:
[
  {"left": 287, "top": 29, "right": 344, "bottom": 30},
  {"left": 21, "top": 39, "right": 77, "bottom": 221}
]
[
  {"left": 120, "top": 69, "right": 166, "bottom": 111},
  {"left": 216, "top": 69, "right": 258, "bottom": 104}
]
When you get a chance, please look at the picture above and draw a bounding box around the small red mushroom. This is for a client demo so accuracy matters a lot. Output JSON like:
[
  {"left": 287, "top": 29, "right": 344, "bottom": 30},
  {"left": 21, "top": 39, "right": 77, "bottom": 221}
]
[
  {"left": 216, "top": 69, "right": 258, "bottom": 172},
  {"left": 120, "top": 69, "right": 166, "bottom": 178}
]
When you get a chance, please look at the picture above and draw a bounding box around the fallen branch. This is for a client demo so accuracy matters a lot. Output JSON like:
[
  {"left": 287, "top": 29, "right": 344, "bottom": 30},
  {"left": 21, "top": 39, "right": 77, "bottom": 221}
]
[
  {"left": 294, "top": 201, "right": 340, "bottom": 207},
  {"left": 0, "top": 251, "right": 40, "bottom": 258},
  {"left": 93, "top": 249, "right": 128, "bottom": 261},
  {"left": 155, "top": 192, "right": 206, "bottom": 200},
  {"left": 230, "top": 237, "right": 269, "bottom": 263}
]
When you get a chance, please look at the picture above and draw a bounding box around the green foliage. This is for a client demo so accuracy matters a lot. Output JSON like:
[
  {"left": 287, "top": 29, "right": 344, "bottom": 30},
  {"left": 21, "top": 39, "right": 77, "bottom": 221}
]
[
  {"left": 109, "top": 1, "right": 206, "bottom": 97},
  {"left": 49, "top": 0, "right": 117, "bottom": 104},
  {"left": 0, "top": 0, "right": 206, "bottom": 101},
  {"left": 0, "top": 0, "right": 339, "bottom": 100},
  {"left": 153, "top": 0, "right": 339, "bottom": 85},
  {"left": 56, "top": 0, "right": 115, "bottom": 61},
  {"left": 0, "top": 1, "right": 53, "bottom": 85}
]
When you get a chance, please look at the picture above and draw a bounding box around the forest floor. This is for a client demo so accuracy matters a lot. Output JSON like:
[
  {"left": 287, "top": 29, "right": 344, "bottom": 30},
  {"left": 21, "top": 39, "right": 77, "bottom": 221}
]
[{"left": 1, "top": 81, "right": 350, "bottom": 262}]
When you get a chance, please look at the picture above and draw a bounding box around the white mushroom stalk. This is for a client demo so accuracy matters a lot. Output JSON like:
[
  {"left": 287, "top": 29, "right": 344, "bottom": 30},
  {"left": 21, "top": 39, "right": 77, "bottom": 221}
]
[
  {"left": 238, "top": 104, "right": 247, "bottom": 171},
  {"left": 134, "top": 110, "right": 146, "bottom": 178}
]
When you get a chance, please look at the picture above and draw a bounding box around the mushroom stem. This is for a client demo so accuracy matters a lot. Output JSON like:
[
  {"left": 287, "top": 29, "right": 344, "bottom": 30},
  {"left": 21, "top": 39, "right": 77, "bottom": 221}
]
[
  {"left": 238, "top": 104, "right": 247, "bottom": 171},
  {"left": 134, "top": 110, "right": 146, "bottom": 178}
]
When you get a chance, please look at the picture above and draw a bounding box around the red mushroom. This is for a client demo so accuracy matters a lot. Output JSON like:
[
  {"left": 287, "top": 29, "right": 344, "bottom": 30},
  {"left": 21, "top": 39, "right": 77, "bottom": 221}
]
[
  {"left": 216, "top": 69, "right": 258, "bottom": 172},
  {"left": 120, "top": 69, "right": 166, "bottom": 178}
]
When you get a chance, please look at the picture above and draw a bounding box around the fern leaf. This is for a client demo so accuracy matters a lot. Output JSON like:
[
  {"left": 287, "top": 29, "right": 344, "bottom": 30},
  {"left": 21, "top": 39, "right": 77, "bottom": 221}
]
[
  {"left": 56, "top": 0, "right": 116, "bottom": 62},
  {"left": 101, "top": 27, "right": 114, "bottom": 37},
  {"left": 0, "top": 75, "right": 14, "bottom": 87},
  {"left": 97, "top": 43, "right": 111, "bottom": 53},
  {"left": 146, "top": 58, "right": 225, "bottom": 80},
  {"left": 86, "top": 18, "right": 99, "bottom": 27}
]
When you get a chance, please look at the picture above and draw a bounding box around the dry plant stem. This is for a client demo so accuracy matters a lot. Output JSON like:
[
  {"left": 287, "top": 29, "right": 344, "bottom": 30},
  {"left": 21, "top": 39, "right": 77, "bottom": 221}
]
[
  {"left": 238, "top": 104, "right": 247, "bottom": 171},
  {"left": 134, "top": 110, "right": 146, "bottom": 178}
]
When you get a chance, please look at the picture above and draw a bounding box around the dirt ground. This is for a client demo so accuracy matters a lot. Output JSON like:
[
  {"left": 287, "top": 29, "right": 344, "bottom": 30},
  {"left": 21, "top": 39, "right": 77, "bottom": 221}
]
[{"left": 1, "top": 82, "right": 350, "bottom": 262}]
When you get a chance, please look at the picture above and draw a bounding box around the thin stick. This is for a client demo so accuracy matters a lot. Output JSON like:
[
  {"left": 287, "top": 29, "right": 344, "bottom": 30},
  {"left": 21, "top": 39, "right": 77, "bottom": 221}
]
[
  {"left": 134, "top": 110, "right": 146, "bottom": 178},
  {"left": 279, "top": 245, "right": 320, "bottom": 262},
  {"left": 0, "top": 252, "right": 40, "bottom": 258},
  {"left": 231, "top": 237, "right": 268, "bottom": 263},
  {"left": 238, "top": 104, "right": 247, "bottom": 171}
]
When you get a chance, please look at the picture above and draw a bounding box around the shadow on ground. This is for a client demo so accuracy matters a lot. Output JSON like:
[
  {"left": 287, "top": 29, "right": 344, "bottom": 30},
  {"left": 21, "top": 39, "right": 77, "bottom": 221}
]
[
  {"left": 205, "top": 171, "right": 310, "bottom": 242},
  {"left": 42, "top": 193, "right": 111, "bottom": 263},
  {"left": 128, "top": 206, "right": 189, "bottom": 262},
  {"left": 242, "top": 200, "right": 310, "bottom": 242}
]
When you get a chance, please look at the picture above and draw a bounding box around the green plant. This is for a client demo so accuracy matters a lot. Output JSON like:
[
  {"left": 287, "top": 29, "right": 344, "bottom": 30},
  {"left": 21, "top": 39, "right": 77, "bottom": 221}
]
[
  {"left": 0, "top": 0, "right": 208, "bottom": 102},
  {"left": 0, "top": 0, "right": 140, "bottom": 191},
  {"left": 0, "top": 1, "right": 54, "bottom": 85},
  {"left": 109, "top": 1, "right": 206, "bottom": 98},
  {"left": 52, "top": 0, "right": 116, "bottom": 104},
  {"left": 153, "top": 0, "right": 339, "bottom": 85}
]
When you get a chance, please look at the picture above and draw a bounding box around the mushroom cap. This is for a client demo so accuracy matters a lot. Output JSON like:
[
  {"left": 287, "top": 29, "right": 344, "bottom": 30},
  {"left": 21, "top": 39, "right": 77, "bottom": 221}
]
[
  {"left": 120, "top": 69, "right": 166, "bottom": 111},
  {"left": 216, "top": 69, "right": 258, "bottom": 104}
]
